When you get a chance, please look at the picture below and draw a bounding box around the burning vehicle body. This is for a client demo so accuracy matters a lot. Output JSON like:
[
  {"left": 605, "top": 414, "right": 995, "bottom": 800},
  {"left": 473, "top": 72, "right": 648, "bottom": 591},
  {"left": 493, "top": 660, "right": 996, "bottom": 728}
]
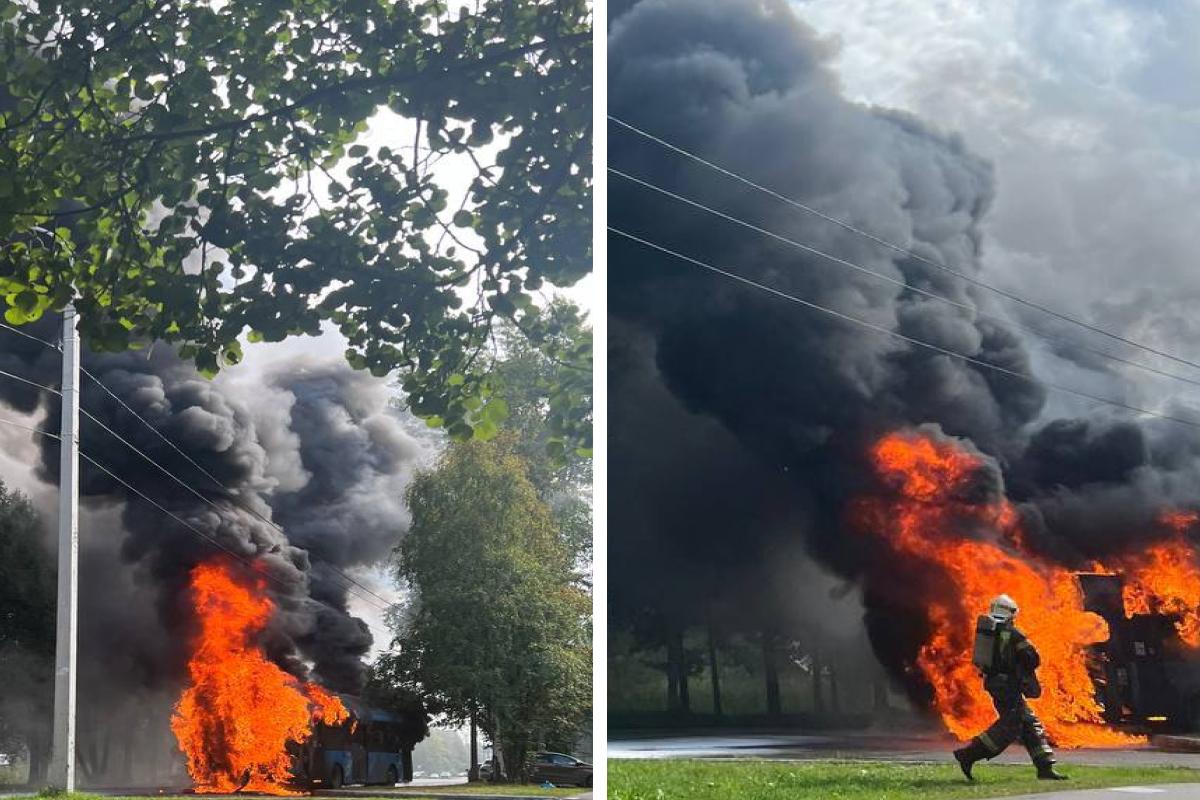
[
  {"left": 1077, "top": 572, "right": 1200, "bottom": 732},
  {"left": 293, "top": 698, "right": 420, "bottom": 790}
]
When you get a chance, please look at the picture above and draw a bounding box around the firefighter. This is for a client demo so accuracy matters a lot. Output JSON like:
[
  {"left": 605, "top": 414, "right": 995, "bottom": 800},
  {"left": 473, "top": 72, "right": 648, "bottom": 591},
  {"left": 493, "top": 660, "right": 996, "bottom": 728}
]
[{"left": 953, "top": 594, "right": 1068, "bottom": 782}]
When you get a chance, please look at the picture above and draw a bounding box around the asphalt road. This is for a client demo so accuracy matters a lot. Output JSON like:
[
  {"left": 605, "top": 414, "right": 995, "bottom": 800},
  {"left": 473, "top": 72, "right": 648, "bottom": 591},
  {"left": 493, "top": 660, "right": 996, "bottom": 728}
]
[{"left": 607, "top": 731, "right": 1200, "bottom": 768}]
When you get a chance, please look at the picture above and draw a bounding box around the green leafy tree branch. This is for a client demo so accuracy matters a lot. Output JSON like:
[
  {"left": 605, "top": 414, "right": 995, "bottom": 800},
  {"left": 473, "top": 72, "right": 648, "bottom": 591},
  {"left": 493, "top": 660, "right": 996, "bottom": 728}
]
[{"left": 0, "top": 0, "right": 591, "bottom": 446}]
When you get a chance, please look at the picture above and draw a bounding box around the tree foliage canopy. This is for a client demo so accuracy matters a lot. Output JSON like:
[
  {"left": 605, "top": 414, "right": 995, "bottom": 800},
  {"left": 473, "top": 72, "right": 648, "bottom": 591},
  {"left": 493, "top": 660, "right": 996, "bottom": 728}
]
[
  {"left": 0, "top": 0, "right": 591, "bottom": 447},
  {"left": 0, "top": 480, "right": 53, "bottom": 763},
  {"left": 384, "top": 436, "right": 590, "bottom": 777},
  {"left": 489, "top": 299, "right": 591, "bottom": 488}
]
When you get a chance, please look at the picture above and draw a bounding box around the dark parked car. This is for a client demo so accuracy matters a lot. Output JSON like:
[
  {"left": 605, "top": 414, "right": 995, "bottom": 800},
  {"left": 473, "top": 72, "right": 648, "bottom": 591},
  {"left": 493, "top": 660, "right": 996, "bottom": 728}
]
[{"left": 530, "top": 752, "right": 592, "bottom": 787}]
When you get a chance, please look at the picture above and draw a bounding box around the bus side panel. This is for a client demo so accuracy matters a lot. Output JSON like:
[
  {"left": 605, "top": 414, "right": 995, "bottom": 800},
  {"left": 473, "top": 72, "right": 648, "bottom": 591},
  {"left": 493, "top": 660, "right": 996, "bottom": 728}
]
[
  {"left": 323, "top": 749, "right": 354, "bottom": 784},
  {"left": 366, "top": 751, "right": 400, "bottom": 784}
]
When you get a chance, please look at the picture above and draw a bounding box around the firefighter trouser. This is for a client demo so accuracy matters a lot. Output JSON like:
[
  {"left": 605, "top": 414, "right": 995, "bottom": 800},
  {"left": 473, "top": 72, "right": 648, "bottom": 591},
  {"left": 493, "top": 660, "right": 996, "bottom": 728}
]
[{"left": 973, "top": 688, "right": 1054, "bottom": 764}]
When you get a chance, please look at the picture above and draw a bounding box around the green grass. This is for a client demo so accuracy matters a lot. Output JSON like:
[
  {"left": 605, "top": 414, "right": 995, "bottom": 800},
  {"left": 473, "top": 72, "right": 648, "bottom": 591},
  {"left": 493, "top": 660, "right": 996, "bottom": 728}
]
[{"left": 609, "top": 758, "right": 1200, "bottom": 799}]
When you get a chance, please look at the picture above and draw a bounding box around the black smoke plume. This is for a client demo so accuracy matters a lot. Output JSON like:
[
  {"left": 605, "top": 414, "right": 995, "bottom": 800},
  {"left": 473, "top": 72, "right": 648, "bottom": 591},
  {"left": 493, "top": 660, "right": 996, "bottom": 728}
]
[
  {"left": 0, "top": 319, "right": 426, "bottom": 781},
  {"left": 608, "top": 0, "right": 1200, "bottom": 708}
]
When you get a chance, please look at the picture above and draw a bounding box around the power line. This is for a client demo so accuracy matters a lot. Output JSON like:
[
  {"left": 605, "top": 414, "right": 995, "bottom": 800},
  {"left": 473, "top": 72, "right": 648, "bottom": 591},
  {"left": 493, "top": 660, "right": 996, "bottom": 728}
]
[
  {"left": 609, "top": 114, "right": 1200, "bottom": 375},
  {"left": 611, "top": 226, "right": 1200, "bottom": 432},
  {"left": 0, "top": 366, "right": 58, "bottom": 394},
  {"left": 610, "top": 167, "right": 1200, "bottom": 393},
  {"left": 0, "top": 415, "right": 60, "bottom": 439},
  {"left": 0, "top": 321, "right": 61, "bottom": 350}
]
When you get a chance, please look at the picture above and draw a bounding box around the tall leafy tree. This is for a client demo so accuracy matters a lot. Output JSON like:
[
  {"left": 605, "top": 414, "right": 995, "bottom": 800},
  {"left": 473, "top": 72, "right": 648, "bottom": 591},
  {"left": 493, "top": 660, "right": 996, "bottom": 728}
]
[
  {"left": 0, "top": 480, "right": 53, "bottom": 784},
  {"left": 384, "top": 436, "right": 590, "bottom": 781},
  {"left": 0, "top": 0, "right": 591, "bottom": 447},
  {"left": 490, "top": 299, "right": 592, "bottom": 486},
  {"left": 487, "top": 299, "right": 592, "bottom": 564}
]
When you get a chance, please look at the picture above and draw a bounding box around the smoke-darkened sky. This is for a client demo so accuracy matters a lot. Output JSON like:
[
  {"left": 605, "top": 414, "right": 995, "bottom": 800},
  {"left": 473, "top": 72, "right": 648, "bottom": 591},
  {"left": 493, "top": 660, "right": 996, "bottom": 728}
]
[{"left": 608, "top": 0, "right": 1200, "bottom": 689}]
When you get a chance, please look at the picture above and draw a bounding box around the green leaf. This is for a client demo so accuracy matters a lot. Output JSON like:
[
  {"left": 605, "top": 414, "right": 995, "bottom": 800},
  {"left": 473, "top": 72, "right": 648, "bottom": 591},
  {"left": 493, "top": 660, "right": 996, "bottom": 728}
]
[
  {"left": 222, "top": 341, "right": 243, "bottom": 366},
  {"left": 483, "top": 397, "right": 509, "bottom": 424}
]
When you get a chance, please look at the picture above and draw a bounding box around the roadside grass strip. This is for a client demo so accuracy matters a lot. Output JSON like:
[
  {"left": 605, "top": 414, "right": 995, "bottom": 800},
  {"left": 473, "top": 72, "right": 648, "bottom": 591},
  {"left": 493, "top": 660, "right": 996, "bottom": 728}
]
[{"left": 608, "top": 758, "right": 1200, "bottom": 800}]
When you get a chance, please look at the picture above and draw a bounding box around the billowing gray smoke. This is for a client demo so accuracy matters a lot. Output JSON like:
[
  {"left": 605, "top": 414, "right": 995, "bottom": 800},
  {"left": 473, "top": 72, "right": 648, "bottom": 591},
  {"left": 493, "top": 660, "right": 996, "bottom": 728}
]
[
  {"left": 608, "top": 0, "right": 1200, "bottom": 703},
  {"left": 0, "top": 320, "right": 427, "bottom": 779}
]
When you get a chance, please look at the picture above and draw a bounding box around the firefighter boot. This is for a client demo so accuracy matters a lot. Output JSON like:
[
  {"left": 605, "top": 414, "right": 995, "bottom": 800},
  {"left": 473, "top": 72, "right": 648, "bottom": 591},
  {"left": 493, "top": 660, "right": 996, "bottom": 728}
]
[
  {"left": 953, "top": 739, "right": 990, "bottom": 781},
  {"left": 1035, "top": 758, "right": 1068, "bottom": 781}
]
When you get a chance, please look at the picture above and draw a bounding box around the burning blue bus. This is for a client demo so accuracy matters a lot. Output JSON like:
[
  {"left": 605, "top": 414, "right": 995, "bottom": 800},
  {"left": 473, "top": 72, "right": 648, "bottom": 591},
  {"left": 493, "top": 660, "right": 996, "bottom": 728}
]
[{"left": 293, "top": 695, "right": 418, "bottom": 788}]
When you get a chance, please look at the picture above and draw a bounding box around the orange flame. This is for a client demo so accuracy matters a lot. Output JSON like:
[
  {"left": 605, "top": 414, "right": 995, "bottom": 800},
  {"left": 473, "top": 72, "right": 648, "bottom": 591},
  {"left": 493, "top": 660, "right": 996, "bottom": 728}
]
[
  {"left": 171, "top": 560, "right": 349, "bottom": 794},
  {"left": 1108, "top": 511, "right": 1200, "bottom": 647},
  {"left": 854, "top": 431, "right": 1140, "bottom": 748}
]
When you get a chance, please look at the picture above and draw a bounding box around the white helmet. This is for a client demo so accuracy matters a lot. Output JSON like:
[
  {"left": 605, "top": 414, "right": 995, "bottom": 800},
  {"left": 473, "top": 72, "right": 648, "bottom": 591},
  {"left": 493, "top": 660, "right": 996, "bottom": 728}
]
[{"left": 989, "top": 594, "right": 1018, "bottom": 623}]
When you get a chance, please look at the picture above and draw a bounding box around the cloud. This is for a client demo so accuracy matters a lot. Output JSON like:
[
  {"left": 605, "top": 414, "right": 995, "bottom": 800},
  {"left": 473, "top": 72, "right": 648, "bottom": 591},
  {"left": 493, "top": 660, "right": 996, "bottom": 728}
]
[{"left": 797, "top": 0, "right": 1200, "bottom": 412}]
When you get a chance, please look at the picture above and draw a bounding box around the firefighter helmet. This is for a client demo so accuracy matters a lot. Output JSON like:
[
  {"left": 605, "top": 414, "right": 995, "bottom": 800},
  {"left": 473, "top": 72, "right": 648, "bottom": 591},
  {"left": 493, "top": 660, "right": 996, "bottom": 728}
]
[{"left": 989, "top": 594, "right": 1018, "bottom": 622}]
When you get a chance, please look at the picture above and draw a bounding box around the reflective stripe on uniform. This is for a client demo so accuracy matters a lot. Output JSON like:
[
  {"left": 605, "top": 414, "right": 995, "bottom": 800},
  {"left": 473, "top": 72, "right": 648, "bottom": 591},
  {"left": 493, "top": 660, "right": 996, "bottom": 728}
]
[
  {"left": 1015, "top": 639, "right": 1033, "bottom": 651},
  {"left": 978, "top": 732, "right": 999, "bottom": 754}
]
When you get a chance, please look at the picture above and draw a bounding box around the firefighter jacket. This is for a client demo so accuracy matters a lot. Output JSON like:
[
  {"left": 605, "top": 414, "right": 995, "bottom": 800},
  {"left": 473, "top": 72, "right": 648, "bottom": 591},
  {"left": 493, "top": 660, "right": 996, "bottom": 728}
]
[{"left": 984, "top": 623, "right": 1042, "bottom": 699}]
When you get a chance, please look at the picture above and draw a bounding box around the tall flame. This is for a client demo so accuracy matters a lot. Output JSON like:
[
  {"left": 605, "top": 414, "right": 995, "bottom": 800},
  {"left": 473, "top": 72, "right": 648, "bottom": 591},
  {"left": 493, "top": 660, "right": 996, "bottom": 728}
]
[
  {"left": 854, "top": 432, "right": 1139, "bottom": 747},
  {"left": 171, "top": 560, "right": 349, "bottom": 795},
  {"left": 1109, "top": 512, "right": 1200, "bottom": 647}
]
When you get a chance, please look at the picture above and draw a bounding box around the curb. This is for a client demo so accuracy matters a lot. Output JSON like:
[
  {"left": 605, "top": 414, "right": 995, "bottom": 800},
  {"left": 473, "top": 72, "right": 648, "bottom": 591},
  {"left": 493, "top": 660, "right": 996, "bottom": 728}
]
[{"left": 1151, "top": 735, "right": 1200, "bottom": 753}]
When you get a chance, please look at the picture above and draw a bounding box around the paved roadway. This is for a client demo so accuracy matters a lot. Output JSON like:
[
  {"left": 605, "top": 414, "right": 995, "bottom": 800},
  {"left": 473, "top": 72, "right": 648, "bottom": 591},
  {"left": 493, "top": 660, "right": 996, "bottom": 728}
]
[{"left": 607, "top": 731, "right": 1200, "bottom": 768}]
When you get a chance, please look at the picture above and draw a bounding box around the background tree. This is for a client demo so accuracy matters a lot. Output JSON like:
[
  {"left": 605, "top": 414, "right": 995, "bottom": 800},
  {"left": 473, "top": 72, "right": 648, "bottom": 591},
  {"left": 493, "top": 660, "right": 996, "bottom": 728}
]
[
  {"left": 488, "top": 300, "right": 593, "bottom": 489},
  {"left": 0, "top": 0, "right": 591, "bottom": 449},
  {"left": 385, "top": 436, "right": 590, "bottom": 782},
  {"left": 0, "top": 480, "right": 53, "bottom": 785},
  {"left": 486, "top": 300, "right": 592, "bottom": 563}
]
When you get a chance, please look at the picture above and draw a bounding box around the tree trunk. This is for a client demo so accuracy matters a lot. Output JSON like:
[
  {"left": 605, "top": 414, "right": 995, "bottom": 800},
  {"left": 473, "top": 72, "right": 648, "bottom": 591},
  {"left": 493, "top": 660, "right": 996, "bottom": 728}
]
[
  {"left": 828, "top": 660, "right": 841, "bottom": 714},
  {"left": 501, "top": 737, "right": 528, "bottom": 785},
  {"left": 122, "top": 727, "right": 133, "bottom": 785},
  {"left": 762, "top": 631, "right": 781, "bottom": 715},
  {"left": 666, "top": 630, "right": 683, "bottom": 712},
  {"left": 468, "top": 713, "right": 480, "bottom": 782},
  {"left": 666, "top": 654, "right": 679, "bottom": 711},
  {"left": 706, "top": 615, "right": 723, "bottom": 717},
  {"left": 873, "top": 679, "right": 891, "bottom": 712},
  {"left": 812, "top": 646, "right": 825, "bottom": 713},
  {"left": 491, "top": 714, "right": 504, "bottom": 783},
  {"left": 675, "top": 629, "right": 691, "bottom": 712}
]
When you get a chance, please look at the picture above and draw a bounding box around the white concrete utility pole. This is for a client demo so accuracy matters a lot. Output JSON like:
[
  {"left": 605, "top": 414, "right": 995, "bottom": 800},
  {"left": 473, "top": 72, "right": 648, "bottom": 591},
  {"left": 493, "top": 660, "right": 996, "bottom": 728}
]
[{"left": 49, "top": 304, "right": 80, "bottom": 791}]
